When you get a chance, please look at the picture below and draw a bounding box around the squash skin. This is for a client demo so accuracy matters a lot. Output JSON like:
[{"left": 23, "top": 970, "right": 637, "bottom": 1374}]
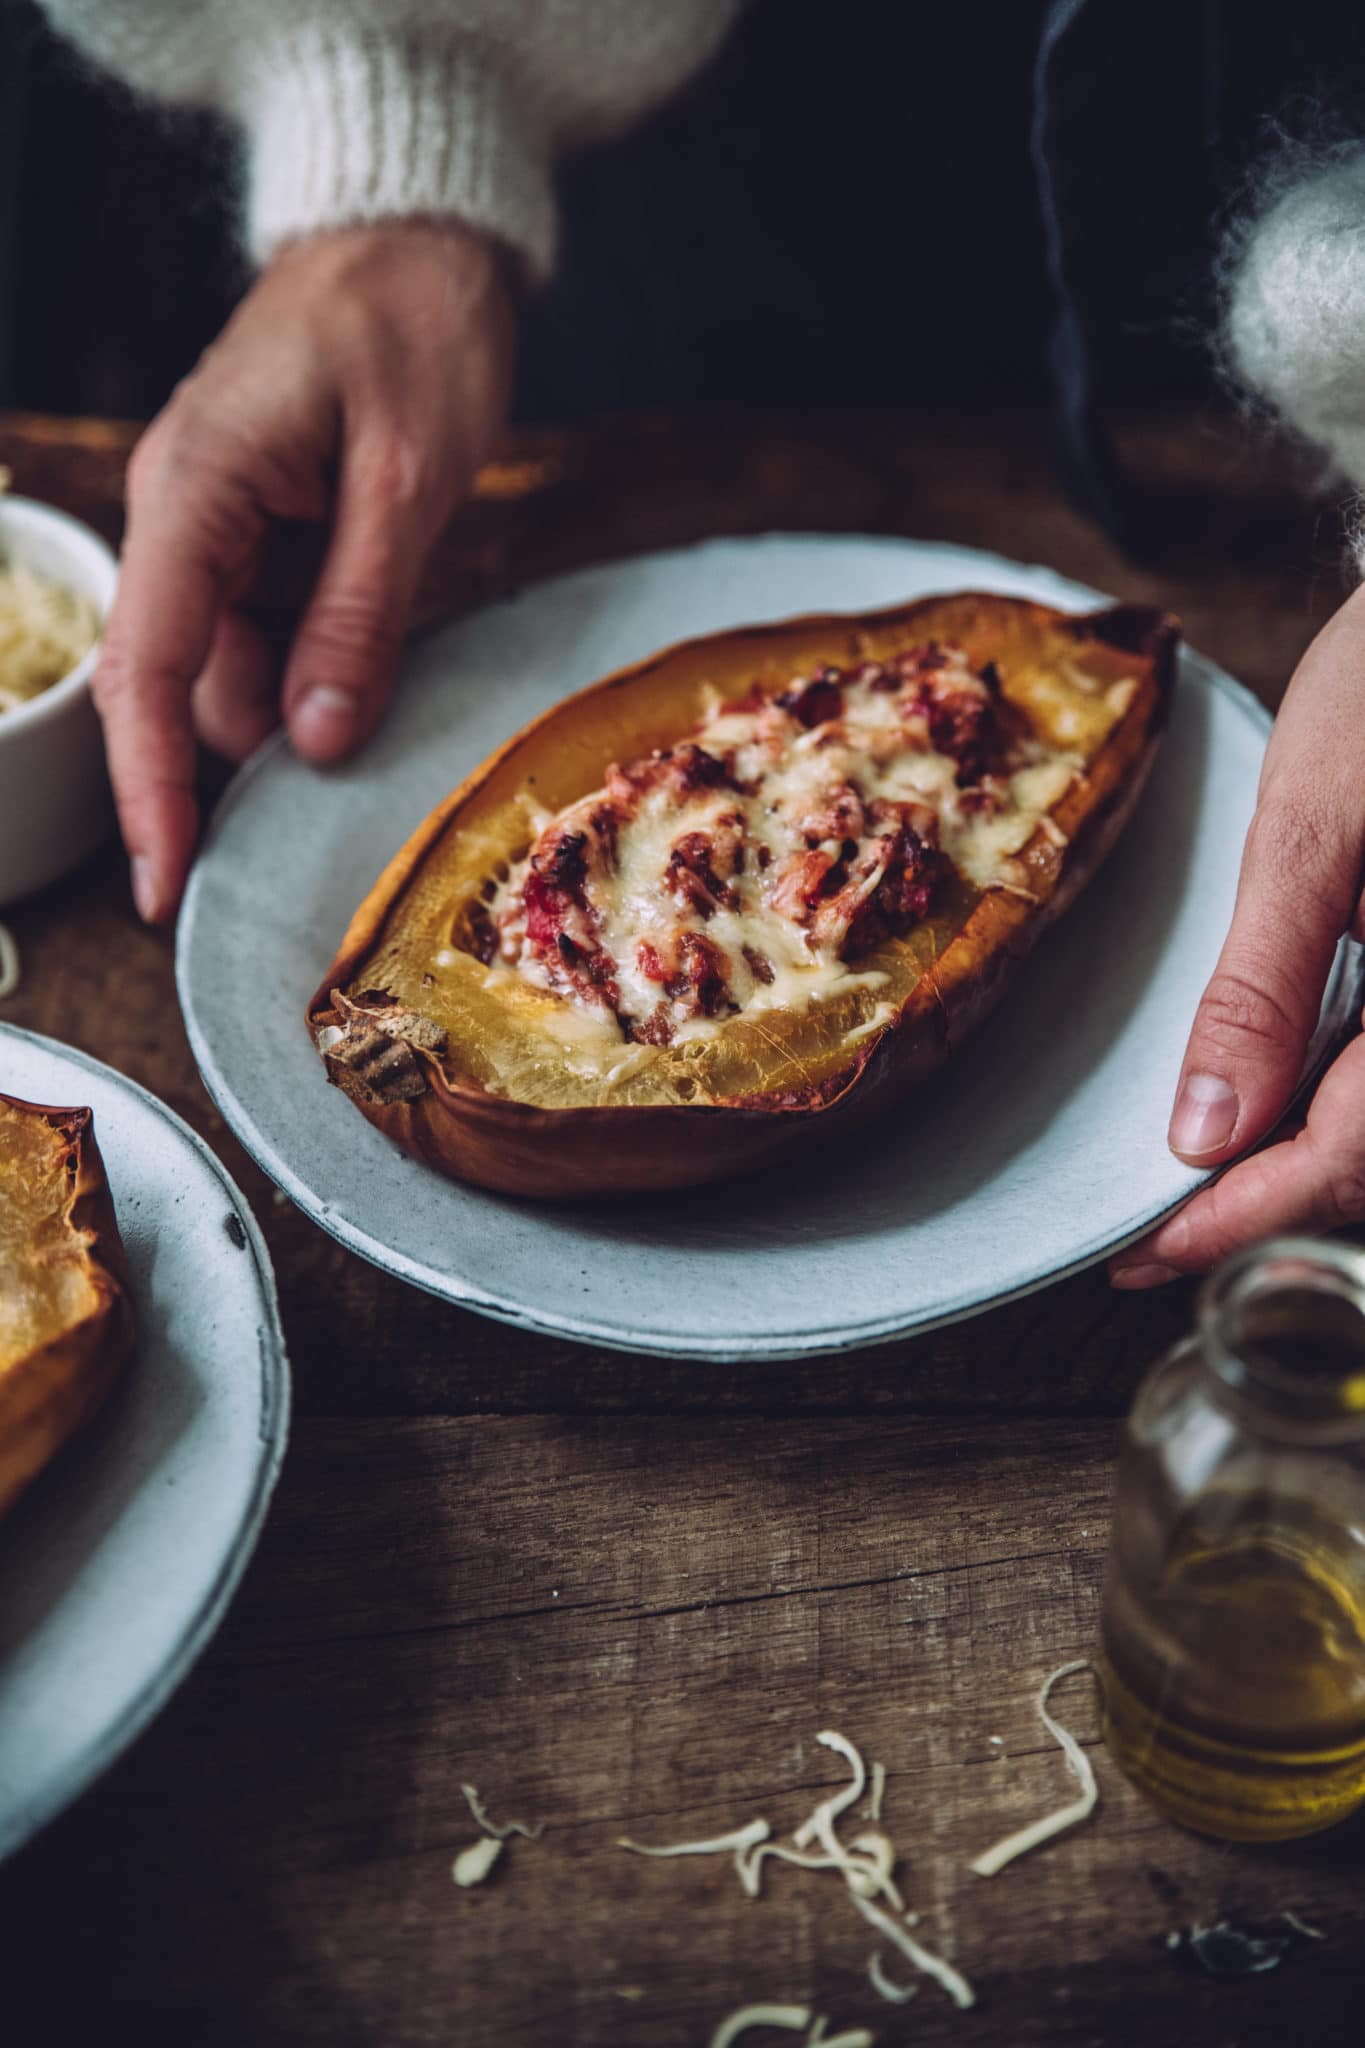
[
  {"left": 308, "top": 594, "right": 1180, "bottom": 1198},
  {"left": 0, "top": 1097, "right": 135, "bottom": 1516}
]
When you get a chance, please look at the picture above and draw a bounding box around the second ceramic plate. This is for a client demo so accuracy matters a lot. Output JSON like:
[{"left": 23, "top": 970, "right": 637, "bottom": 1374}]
[
  {"left": 177, "top": 536, "right": 1358, "bottom": 1359},
  {"left": 0, "top": 1025, "right": 288, "bottom": 1858}
]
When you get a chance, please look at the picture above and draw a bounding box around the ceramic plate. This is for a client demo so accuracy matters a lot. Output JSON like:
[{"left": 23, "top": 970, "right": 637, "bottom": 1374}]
[
  {"left": 177, "top": 535, "right": 1362, "bottom": 1360},
  {"left": 0, "top": 1026, "right": 289, "bottom": 1858}
]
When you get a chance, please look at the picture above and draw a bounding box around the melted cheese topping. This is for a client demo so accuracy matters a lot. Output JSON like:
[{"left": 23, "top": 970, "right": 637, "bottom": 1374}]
[{"left": 487, "top": 645, "right": 1084, "bottom": 1046}]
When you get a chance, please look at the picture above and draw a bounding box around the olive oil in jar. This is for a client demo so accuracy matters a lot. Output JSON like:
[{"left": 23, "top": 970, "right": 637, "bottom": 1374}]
[
  {"left": 1098, "top": 1241, "right": 1365, "bottom": 1842},
  {"left": 1101, "top": 1495, "right": 1365, "bottom": 1839}
]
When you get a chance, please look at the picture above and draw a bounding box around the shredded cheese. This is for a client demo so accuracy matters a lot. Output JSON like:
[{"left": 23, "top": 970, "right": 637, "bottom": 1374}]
[
  {"left": 709, "top": 2004, "right": 811, "bottom": 2047},
  {"left": 862, "top": 1761, "right": 886, "bottom": 1824},
  {"left": 707, "top": 2011, "right": 873, "bottom": 2048},
  {"left": 845, "top": 1833, "right": 902, "bottom": 1907},
  {"left": 0, "top": 472, "right": 99, "bottom": 715},
  {"left": 620, "top": 1730, "right": 972, "bottom": 2010},
  {"left": 866, "top": 1952, "right": 916, "bottom": 2006},
  {"left": 738, "top": 1837, "right": 905, "bottom": 1914},
  {"left": 738, "top": 1840, "right": 847, "bottom": 1899},
  {"left": 451, "top": 1836, "right": 503, "bottom": 1888},
  {"left": 461, "top": 1782, "right": 545, "bottom": 1841},
  {"left": 1280, "top": 1910, "right": 1327, "bottom": 1941},
  {"left": 452, "top": 1780, "right": 544, "bottom": 1888},
  {"left": 620, "top": 1818, "right": 771, "bottom": 1865},
  {"left": 793, "top": 1731, "right": 866, "bottom": 1847},
  {"left": 847, "top": 1889, "right": 975, "bottom": 2010},
  {"left": 0, "top": 923, "right": 19, "bottom": 1001},
  {"left": 969, "top": 1660, "right": 1098, "bottom": 1878}
]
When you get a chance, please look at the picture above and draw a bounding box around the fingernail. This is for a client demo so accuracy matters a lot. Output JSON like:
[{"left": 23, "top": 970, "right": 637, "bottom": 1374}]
[
  {"left": 130, "top": 855, "right": 160, "bottom": 923},
  {"left": 1169, "top": 1072, "right": 1238, "bottom": 1159},
  {"left": 1110, "top": 1260, "right": 1182, "bottom": 1290},
  {"left": 293, "top": 684, "right": 359, "bottom": 754}
]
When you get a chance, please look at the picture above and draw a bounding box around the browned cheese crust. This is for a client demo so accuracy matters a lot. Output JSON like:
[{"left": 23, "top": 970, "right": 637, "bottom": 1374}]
[
  {"left": 308, "top": 594, "right": 1180, "bottom": 1196},
  {"left": 0, "top": 1095, "right": 135, "bottom": 1514}
]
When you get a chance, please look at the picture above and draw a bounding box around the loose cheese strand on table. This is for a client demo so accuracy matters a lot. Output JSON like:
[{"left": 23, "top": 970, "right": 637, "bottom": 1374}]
[
  {"left": 786, "top": 1739, "right": 914, "bottom": 1920},
  {"left": 739, "top": 1837, "right": 905, "bottom": 1914},
  {"left": 621, "top": 1731, "right": 972, "bottom": 2009},
  {"left": 792, "top": 1730, "right": 866, "bottom": 1850},
  {"left": 461, "top": 1782, "right": 546, "bottom": 1841},
  {"left": 847, "top": 1889, "right": 976, "bottom": 2011},
  {"left": 737, "top": 1840, "right": 844, "bottom": 1900},
  {"left": 709, "top": 2003, "right": 811, "bottom": 2047},
  {"left": 708, "top": 2012, "right": 874, "bottom": 2048},
  {"left": 969, "top": 1660, "right": 1098, "bottom": 1878},
  {"left": 451, "top": 1836, "right": 503, "bottom": 1887},
  {"left": 863, "top": 1761, "right": 886, "bottom": 1824},
  {"left": 867, "top": 1951, "right": 918, "bottom": 2005},
  {"left": 620, "top": 1818, "right": 771, "bottom": 1863},
  {"left": 845, "top": 1832, "right": 906, "bottom": 1910}
]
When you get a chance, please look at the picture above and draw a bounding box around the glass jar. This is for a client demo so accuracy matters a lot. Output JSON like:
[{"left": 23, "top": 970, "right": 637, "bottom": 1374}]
[{"left": 1098, "top": 1236, "right": 1365, "bottom": 1841}]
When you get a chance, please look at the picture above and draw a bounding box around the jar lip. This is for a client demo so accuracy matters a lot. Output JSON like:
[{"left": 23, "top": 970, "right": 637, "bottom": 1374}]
[{"left": 1198, "top": 1235, "right": 1365, "bottom": 1424}]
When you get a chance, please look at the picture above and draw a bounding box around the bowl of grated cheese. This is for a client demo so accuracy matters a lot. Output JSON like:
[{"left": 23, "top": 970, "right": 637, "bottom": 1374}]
[{"left": 0, "top": 477, "right": 118, "bottom": 904}]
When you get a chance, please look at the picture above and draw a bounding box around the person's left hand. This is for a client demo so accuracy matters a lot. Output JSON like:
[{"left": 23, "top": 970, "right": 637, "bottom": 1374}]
[
  {"left": 91, "top": 217, "right": 515, "bottom": 923},
  {"left": 1110, "top": 580, "right": 1365, "bottom": 1289}
]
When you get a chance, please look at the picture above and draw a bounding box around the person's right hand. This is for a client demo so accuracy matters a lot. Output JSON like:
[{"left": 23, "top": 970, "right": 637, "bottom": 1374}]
[
  {"left": 1110, "top": 579, "right": 1365, "bottom": 1286},
  {"left": 92, "top": 217, "right": 516, "bottom": 923}
]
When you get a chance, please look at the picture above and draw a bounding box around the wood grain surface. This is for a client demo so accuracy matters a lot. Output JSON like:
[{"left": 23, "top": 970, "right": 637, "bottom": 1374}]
[{"left": 0, "top": 407, "right": 1361, "bottom": 2047}]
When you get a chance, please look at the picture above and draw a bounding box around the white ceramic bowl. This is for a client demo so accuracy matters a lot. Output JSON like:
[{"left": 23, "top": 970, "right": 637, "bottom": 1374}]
[{"left": 0, "top": 494, "right": 118, "bottom": 906}]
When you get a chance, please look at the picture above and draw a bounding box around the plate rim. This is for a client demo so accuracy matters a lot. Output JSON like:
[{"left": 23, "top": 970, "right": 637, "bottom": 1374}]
[
  {"left": 0, "top": 1022, "right": 291, "bottom": 1859},
  {"left": 175, "top": 533, "right": 1342, "bottom": 1361}
]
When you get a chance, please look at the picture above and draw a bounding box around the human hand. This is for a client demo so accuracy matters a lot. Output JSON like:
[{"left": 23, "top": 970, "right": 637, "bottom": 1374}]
[
  {"left": 1111, "top": 583, "right": 1365, "bottom": 1287},
  {"left": 93, "top": 218, "right": 516, "bottom": 922}
]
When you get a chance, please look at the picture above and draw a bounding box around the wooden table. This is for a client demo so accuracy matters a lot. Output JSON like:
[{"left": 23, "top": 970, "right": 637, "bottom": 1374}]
[{"left": 1, "top": 409, "right": 1360, "bottom": 2047}]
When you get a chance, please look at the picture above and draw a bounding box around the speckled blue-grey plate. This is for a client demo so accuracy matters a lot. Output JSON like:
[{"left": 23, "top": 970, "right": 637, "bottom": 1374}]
[
  {"left": 0, "top": 1026, "right": 288, "bottom": 1858},
  {"left": 176, "top": 536, "right": 1362, "bottom": 1360}
]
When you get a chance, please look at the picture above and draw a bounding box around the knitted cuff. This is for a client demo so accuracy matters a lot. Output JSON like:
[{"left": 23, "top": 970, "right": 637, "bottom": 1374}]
[{"left": 240, "top": 23, "right": 557, "bottom": 283}]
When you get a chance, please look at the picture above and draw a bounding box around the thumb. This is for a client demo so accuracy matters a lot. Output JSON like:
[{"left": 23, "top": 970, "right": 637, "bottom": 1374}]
[
  {"left": 1170, "top": 797, "right": 1354, "bottom": 1165},
  {"left": 282, "top": 432, "right": 445, "bottom": 762}
]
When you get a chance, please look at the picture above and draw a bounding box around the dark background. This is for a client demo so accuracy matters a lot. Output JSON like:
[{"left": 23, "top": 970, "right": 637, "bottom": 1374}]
[{"left": 1, "top": 0, "right": 1364, "bottom": 430}]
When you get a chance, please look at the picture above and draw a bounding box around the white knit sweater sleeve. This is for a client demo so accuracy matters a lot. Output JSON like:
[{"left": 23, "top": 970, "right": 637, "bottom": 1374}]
[
  {"left": 36, "top": 0, "right": 741, "bottom": 280},
  {"left": 1224, "top": 147, "right": 1365, "bottom": 552}
]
